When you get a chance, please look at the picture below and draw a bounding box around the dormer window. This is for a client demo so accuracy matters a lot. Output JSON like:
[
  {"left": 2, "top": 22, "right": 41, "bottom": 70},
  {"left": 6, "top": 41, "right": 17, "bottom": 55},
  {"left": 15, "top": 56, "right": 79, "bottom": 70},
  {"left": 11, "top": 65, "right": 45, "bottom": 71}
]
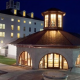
[
  {"left": 14, "top": 9, "right": 17, "bottom": 15},
  {"left": 45, "top": 15, "right": 48, "bottom": 27},
  {"left": 50, "top": 14, "right": 56, "bottom": 27},
  {"left": 31, "top": 12, "right": 34, "bottom": 18},
  {"left": 23, "top": 11, "right": 26, "bottom": 17}
]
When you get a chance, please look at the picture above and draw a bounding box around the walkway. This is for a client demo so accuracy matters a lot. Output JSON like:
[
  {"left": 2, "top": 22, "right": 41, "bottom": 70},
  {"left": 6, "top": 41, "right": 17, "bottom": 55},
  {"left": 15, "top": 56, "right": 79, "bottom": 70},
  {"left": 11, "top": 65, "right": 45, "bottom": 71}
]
[
  {"left": 0, "top": 63, "right": 80, "bottom": 80},
  {"left": 0, "top": 63, "right": 34, "bottom": 80}
]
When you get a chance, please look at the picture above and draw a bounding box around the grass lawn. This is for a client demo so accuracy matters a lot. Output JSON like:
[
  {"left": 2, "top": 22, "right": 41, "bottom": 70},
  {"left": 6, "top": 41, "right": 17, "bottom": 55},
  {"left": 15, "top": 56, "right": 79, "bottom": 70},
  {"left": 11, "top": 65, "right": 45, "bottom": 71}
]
[{"left": 0, "top": 55, "right": 16, "bottom": 65}]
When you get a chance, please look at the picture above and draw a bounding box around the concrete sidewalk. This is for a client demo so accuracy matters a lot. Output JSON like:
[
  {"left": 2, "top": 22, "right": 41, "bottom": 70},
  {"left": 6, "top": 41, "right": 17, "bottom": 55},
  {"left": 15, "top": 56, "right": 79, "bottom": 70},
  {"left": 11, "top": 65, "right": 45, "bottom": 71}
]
[{"left": 0, "top": 63, "right": 35, "bottom": 80}]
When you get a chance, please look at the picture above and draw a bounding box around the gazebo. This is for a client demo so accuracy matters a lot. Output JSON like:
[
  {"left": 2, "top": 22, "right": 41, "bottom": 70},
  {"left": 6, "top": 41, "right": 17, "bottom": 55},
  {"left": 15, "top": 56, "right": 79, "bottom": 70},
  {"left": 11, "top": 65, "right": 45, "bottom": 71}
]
[{"left": 10, "top": 8, "right": 80, "bottom": 71}]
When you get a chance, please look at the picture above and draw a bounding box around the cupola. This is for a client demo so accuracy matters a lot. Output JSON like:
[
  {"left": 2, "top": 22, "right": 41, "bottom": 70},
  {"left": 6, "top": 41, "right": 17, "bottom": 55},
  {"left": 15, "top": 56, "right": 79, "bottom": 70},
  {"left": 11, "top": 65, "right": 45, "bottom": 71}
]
[{"left": 41, "top": 8, "right": 66, "bottom": 30}]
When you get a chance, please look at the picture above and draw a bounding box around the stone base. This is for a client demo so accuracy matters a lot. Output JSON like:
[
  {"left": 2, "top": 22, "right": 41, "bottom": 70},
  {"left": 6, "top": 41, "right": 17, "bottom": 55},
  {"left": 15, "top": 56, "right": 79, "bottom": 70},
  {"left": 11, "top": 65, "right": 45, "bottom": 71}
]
[{"left": 71, "top": 67, "right": 80, "bottom": 73}]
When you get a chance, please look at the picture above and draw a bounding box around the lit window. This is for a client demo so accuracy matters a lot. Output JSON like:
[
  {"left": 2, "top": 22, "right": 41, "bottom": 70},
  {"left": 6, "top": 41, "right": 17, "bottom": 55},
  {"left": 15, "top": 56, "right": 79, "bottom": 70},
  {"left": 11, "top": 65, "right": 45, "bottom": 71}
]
[
  {"left": 11, "top": 25, "right": 14, "bottom": 30},
  {"left": 31, "top": 12, "right": 34, "bottom": 18},
  {"left": 17, "top": 26, "right": 20, "bottom": 31},
  {"left": 45, "top": 15, "right": 48, "bottom": 27},
  {"left": 24, "top": 20, "right": 26, "bottom": 23},
  {"left": 17, "top": 33, "right": 20, "bottom": 38},
  {"left": 23, "top": 11, "right": 26, "bottom": 17},
  {"left": 0, "top": 24, "right": 2, "bottom": 29},
  {"left": 0, "top": 24, "right": 5, "bottom": 29},
  {"left": 29, "top": 21, "right": 31, "bottom": 24},
  {"left": 18, "top": 20, "right": 20, "bottom": 22},
  {"left": 14, "top": 9, "right": 17, "bottom": 15},
  {"left": 40, "top": 29, "right": 43, "bottom": 31},
  {"left": 11, "top": 18, "right": 14, "bottom": 21},
  {"left": 3, "top": 32, "right": 5, "bottom": 37},
  {"left": 58, "top": 15, "right": 62, "bottom": 27},
  {"left": 3, "top": 24, "right": 5, "bottom": 29},
  {"left": 11, "top": 33, "right": 13, "bottom": 38},
  {"left": 50, "top": 14, "right": 56, "bottom": 27},
  {"left": 41, "top": 23, "right": 43, "bottom": 26},
  {"left": 1, "top": 17, "right": 4, "bottom": 20},
  {"left": 1, "top": 40, "right": 3, "bottom": 43},
  {"left": 0, "top": 32, "right": 5, "bottom": 37}
]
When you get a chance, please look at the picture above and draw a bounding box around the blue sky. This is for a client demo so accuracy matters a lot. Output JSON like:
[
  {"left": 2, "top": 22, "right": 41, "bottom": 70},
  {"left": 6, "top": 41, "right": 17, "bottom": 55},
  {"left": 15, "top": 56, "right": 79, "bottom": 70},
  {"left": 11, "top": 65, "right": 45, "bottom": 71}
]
[{"left": 0, "top": 0, "right": 80, "bottom": 33}]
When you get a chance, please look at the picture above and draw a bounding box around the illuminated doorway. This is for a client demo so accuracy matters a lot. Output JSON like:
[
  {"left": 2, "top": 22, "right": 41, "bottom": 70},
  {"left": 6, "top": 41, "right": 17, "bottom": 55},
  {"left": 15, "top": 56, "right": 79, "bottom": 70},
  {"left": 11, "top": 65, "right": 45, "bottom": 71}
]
[
  {"left": 19, "top": 51, "right": 32, "bottom": 67},
  {"left": 39, "top": 53, "right": 68, "bottom": 69}
]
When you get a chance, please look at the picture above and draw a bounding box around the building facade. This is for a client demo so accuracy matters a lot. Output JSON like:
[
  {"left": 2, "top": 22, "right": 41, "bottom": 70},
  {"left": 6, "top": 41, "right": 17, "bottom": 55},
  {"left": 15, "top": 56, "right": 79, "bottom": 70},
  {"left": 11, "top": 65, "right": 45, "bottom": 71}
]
[
  {"left": 9, "top": 8, "right": 80, "bottom": 72},
  {"left": 0, "top": 0, "right": 44, "bottom": 53}
]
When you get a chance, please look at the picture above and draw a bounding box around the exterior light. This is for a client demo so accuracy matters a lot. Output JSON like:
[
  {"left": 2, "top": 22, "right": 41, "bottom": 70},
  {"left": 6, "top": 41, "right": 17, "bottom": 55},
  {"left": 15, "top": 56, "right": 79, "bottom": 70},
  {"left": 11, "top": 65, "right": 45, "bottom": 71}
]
[
  {"left": 29, "top": 21, "right": 31, "bottom": 24},
  {"left": 63, "top": 13, "right": 66, "bottom": 16}
]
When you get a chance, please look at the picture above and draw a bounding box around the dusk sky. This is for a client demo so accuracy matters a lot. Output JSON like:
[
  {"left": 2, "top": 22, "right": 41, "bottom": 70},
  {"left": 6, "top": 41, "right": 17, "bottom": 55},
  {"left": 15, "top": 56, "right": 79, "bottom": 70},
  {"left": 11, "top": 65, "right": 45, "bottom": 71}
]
[{"left": 0, "top": 0, "right": 80, "bottom": 33}]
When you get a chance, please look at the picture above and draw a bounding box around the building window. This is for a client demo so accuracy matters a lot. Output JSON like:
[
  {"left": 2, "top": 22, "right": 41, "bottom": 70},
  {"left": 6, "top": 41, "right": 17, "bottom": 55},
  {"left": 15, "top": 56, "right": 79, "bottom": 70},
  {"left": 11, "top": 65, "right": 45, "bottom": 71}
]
[
  {"left": 0, "top": 32, "right": 5, "bottom": 37},
  {"left": 18, "top": 20, "right": 20, "bottom": 22},
  {"left": 11, "top": 33, "right": 13, "bottom": 38},
  {"left": 31, "top": 12, "right": 34, "bottom": 18},
  {"left": 17, "top": 33, "right": 20, "bottom": 38},
  {"left": 75, "top": 55, "right": 80, "bottom": 65},
  {"left": 50, "top": 14, "right": 56, "bottom": 27},
  {"left": 11, "top": 18, "right": 14, "bottom": 21},
  {"left": 1, "top": 17, "right": 4, "bottom": 20},
  {"left": 23, "top": 11, "right": 26, "bottom": 17},
  {"left": 29, "top": 27, "right": 31, "bottom": 32},
  {"left": 3, "top": 24, "right": 5, "bottom": 29},
  {"left": 23, "top": 34, "right": 25, "bottom": 37},
  {"left": 19, "top": 51, "right": 32, "bottom": 66},
  {"left": 29, "top": 21, "right": 31, "bottom": 24},
  {"left": 0, "top": 24, "right": 5, "bottom": 29},
  {"left": 24, "top": 20, "right": 26, "bottom": 23},
  {"left": 17, "top": 26, "right": 20, "bottom": 31},
  {"left": 1, "top": 40, "right": 3, "bottom": 43},
  {"left": 23, "top": 27, "right": 26, "bottom": 31},
  {"left": 41, "top": 23, "right": 43, "bottom": 26},
  {"left": 34, "top": 22, "right": 36, "bottom": 25},
  {"left": 40, "top": 29, "right": 43, "bottom": 31},
  {"left": 39, "top": 53, "right": 68, "bottom": 69},
  {"left": 11, "top": 25, "right": 14, "bottom": 30},
  {"left": 34, "top": 28, "right": 36, "bottom": 32},
  {"left": 58, "top": 15, "right": 62, "bottom": 27},
  {"left": 14, "top": 9, "right": 17, "bottom": 15},
  {"left": 45, "top": 15, "right": 48, "bottom": 27}
]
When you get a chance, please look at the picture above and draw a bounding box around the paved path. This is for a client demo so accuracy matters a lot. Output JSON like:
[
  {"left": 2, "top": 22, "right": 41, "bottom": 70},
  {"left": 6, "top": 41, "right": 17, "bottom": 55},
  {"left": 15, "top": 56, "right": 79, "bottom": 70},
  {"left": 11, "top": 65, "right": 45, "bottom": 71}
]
[
  {"left": 0, "top": 63, "right": 35, "bottom": 80},
  {"left": 16, "top": 70, "right": 80, "bottom": 80},
  {"left": 0, "top": 63, "right": 80, "bottom": 80}
]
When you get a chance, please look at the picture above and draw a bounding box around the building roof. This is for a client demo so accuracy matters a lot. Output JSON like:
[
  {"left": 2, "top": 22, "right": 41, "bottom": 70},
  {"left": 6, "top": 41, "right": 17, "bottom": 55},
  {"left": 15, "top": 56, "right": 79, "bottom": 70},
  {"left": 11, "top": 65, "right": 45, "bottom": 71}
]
[
  {"left": 11, "top": 29, "right": 80, "bottom": 47},
  {"left": 0, "top": 9, "right": 43, "bottom": 21}
]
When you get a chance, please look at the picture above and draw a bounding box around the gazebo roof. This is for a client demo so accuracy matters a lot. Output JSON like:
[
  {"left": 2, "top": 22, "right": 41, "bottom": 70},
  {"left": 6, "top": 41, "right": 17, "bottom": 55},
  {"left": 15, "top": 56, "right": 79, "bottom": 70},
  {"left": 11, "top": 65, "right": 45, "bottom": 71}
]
[{"left": 11, "top": 29, "right": 80, "bottom": 47}]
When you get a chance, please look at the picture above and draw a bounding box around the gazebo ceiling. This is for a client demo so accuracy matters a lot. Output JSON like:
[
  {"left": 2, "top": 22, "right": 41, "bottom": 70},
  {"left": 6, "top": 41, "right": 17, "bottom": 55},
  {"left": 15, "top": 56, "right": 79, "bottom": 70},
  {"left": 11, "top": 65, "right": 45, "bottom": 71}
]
[{"left": 14, "top": 29, "right": 80, "bottom": 46}]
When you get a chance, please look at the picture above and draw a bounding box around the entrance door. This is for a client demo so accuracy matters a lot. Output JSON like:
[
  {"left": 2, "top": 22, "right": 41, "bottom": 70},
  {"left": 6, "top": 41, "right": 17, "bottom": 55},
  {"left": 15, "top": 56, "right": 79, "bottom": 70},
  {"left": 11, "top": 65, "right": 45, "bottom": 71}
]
[
  {"left": 54, "top": 54, "right": 60, "bottom": 69},
  {"left": 47, "top": 53, "right": 60, "bottom": 69},
  {"left": 48, "top": 53, "right": 53, "bottom": 68}
]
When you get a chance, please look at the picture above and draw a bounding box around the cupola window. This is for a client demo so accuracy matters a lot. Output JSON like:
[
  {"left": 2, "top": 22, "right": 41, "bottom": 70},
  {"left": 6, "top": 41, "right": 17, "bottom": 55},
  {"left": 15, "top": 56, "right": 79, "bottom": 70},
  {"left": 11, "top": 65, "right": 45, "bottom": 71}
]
[
  {"left": 50, "top": 14, "right": 56, "bottom": 27},
  {"left": 45, "top": 15, "right": 48, "bottom": 27},
  {"left": 58, "top": 15, "right": 62, "bottom": 27}
]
